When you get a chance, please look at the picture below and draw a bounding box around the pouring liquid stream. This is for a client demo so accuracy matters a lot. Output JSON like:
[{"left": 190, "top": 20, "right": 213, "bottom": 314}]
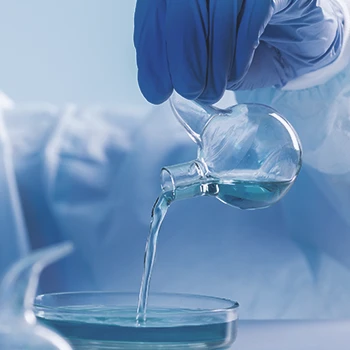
[
  {"left": 135, "top": 178, "right": 292, "bottom": 325},
  {"left": 136, "top": 192, "right": 173, "bottom": 325}
]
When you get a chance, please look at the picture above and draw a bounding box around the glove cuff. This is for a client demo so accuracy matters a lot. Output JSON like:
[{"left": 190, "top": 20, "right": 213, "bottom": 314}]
[{"left": 283, "top": 0, "right": 350, "bottom": 91}]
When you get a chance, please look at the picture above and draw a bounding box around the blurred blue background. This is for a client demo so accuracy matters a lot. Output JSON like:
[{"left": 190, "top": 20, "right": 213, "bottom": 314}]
[
  {"left": 2, "top": 0, "right": 350, "bottom": 324},
  {"left": 0, "top": 0, "right": 146, "bottom": 107}
]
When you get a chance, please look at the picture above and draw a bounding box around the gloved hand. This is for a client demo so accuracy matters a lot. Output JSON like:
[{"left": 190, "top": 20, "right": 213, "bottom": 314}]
[{"left": 134, "top": 0, "right": 343, "bottom": 105}]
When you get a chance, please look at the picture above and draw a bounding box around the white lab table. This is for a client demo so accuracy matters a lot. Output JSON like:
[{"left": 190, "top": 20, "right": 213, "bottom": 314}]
[{"left": 233, "top": 320, "right": 350, "bottom": 349}]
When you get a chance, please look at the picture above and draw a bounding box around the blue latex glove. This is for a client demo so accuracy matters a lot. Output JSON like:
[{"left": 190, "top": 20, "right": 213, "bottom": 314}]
[{"left": 134, "top": 0, "right": 343, "bottom": 104}]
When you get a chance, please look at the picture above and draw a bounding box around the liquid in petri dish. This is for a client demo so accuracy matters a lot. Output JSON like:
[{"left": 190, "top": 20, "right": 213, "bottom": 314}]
[{"left": 37, "top": 305, "right": 236, "bottom": 349}]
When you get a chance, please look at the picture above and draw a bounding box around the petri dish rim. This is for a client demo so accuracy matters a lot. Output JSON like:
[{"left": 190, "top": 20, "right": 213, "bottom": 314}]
[{"left": 34, "top": 291, "right": 239, "bottom": 321}]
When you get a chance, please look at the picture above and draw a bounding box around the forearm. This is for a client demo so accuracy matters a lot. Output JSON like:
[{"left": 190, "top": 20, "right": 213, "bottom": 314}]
[{"left": 282, "top": 0, "right": 350, "bottom": 90}]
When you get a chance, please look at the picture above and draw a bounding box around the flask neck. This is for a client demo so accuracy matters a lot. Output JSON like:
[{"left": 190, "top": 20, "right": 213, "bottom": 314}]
[
  {"left": 161, "top": 161, "right": 206, "bottom": 201},
  {"left": 170, "top": 93, "right": 218, "bottom": 146}
]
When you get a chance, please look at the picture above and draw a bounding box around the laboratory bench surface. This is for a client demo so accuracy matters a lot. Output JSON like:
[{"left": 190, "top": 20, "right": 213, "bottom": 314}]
[{"left": 233, "top": 320, "right": 350, "bottom": 349}]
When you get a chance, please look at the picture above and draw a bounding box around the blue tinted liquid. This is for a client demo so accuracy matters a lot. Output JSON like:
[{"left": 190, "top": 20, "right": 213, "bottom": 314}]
[
  {"left": 136, "top": 193, "right": 172, "bottom": 324},
  {"left": 37, "top": 306, "right": 236, "bottom": 349},
  {"left": 206, "top": 179, "right": 293, "bottom": 209},
  {"left": 136, "top": 179, "right": 291, "bottom": 323}
]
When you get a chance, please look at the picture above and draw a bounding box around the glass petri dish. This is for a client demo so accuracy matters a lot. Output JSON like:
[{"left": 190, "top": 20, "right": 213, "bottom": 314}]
[{"left": 34, "top": 292, "right": 239, "bottom": 350}]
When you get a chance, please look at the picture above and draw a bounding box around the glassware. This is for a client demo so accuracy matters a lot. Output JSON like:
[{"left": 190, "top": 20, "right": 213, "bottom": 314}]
[
  {"left": 34, "top": 291, "right": 239, "bottom": 350},
  {"left": 0, "top": 242, "right": 73, "bottom": 349},
  {"left": 161, "top": 93, "right": 302, "bottom": 209}
]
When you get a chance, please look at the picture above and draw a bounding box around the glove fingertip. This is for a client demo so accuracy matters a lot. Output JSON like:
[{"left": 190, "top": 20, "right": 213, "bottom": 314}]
[{"left": 138, "top": 73, "right": 173, "bottom": 105}]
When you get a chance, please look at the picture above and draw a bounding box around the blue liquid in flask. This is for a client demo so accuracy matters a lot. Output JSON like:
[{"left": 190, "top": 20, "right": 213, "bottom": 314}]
[{"left": 207, "top": 179, "right": 293, "bottom": 209}]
